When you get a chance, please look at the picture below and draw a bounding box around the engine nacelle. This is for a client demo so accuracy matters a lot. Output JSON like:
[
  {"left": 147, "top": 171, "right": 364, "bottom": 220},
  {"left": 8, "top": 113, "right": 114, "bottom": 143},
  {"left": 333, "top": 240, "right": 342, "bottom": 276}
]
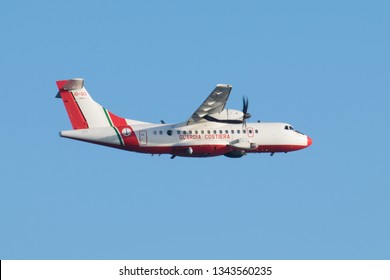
[
  {"left": 224, "top": 150, "right": 246, "bottom": 158},
  {"left": 205, "top": 109, "right": 244, "bottom": 124}
]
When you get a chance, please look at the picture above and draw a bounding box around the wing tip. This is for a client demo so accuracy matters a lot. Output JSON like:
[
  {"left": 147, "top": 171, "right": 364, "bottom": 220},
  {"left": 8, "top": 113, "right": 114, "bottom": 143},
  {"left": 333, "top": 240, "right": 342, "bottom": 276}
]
[{"left": 216, "top": 83, "right": 232, "bottom": 88}]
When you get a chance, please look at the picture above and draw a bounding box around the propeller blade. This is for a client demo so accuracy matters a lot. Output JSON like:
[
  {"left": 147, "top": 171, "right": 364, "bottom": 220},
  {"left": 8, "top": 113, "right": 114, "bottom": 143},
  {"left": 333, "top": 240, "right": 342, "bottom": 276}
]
[
  {"left": 242, "top": 96, "right": 248, "bottom": 114},
  {"left": 241, "top": 96, "right": 251, "bottom": 129},
  {"left": 242, "top": 96, "right": 251, "bottom": 120}
]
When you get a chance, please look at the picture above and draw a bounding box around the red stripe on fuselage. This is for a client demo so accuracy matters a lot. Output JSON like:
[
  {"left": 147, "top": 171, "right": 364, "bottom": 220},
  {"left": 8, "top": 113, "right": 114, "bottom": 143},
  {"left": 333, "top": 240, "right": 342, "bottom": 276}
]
[
  {"left": 256, "top": 144, "right": 307, "bottom": 153},
  {"left": 130, "top": 143, "right": 306, "bottom": 156},
  {"left": 59, "top": 91, "right": 88, "bottom": 129},
  {"left": 106, "top": 112, "right": 140, "bottom": 148},
  {"left": 125, "top": 144, "right": 231, "bottom": 157},
  {"left": 108, "top": 111, "right": 127, "bottom": 126}
]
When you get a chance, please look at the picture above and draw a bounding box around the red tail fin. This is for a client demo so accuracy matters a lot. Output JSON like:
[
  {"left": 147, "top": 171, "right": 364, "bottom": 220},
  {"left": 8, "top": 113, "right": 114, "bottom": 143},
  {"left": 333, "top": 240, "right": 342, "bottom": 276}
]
[{"left": 56, "top": 79, "right": 89, "bottom": 129}]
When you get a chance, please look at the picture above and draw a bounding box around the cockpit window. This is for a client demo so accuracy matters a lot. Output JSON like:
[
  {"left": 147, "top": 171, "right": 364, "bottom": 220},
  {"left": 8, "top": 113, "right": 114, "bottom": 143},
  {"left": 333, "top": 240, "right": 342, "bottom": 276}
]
[{"left": 285, "top": 125, "right": 295, "bottom": 131}]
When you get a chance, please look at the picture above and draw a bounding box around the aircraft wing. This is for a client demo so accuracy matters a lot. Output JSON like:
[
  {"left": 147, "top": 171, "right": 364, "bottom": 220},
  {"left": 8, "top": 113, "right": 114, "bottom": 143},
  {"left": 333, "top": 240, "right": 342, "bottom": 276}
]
[{"left": 187, "top": 84, "right": 232, "bottom": 125}]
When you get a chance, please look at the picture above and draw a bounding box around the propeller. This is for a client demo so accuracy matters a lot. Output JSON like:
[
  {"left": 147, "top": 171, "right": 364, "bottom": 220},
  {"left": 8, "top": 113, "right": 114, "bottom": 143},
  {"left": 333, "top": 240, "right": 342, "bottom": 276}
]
[{"left": 242, "top": 96, "right": 251, "bottom": 128}]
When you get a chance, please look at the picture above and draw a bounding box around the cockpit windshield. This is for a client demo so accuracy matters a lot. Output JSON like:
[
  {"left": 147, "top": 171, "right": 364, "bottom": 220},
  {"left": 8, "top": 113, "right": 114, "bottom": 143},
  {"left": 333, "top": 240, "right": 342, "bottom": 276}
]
[{"left": 284, "top": 125, "right": 305, "bottom": 135}]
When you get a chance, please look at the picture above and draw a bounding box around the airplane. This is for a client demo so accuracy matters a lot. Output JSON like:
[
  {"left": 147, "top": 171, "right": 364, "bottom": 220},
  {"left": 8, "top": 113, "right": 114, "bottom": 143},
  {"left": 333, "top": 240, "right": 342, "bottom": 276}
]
[{"left": 56, "top": 78, "right": 312, "bottom": 158}]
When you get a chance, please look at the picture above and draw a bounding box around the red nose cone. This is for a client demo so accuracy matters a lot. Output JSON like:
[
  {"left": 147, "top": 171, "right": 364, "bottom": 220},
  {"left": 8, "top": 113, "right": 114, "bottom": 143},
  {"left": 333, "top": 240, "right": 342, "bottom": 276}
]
[{"left": 307, "top": 136, "right": 313, "bottom": 147}]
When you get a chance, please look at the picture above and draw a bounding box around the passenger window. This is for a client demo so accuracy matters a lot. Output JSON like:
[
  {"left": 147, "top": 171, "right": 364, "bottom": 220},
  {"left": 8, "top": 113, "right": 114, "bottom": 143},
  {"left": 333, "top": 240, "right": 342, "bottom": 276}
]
[
  {"left": 225, "top": 130, "right": 228, "bottom": 134},
  {"left": 201, "top": 130, "right": 204, "bottom": 134},
  {"left": 249, "top": 129, "right": 252, "bottom": 134},
  {"left": 237, "top": 130, "right": 240, "bottom": 134},
  {"left": 231, "top": 130, "right": 234, "bottom": 134},
  {"left": 153, "top": 131, "right": 157, "bottom": 135},
  {"left": 255, "top": 129, "right": 259, "bottom": 133},
  {"left": 189, "top": 130, "right": 192, "bottom": 135},
  {"left": 183, "top": 131, "right": 187, "bottom": 135},
  {"left": 159, "top": 131, "right": 163, "bottom": 135},
  {"left": 207, "top": 130, "right": 211, "bottom": 134},
  {"left": 167, "top": 130, "right": 173, "bottom": 136},
  {"left": 195, "top": 130, "right": 198, "bottom": 134},
  {"left": 219, "top": 130, "right": 223, "bottom": 134},
  {"left": 177, "top": 130, "right": 180, "bottom": 135},
  {"left": 213, "top": 130, "right": 217, "bottom": 134}
]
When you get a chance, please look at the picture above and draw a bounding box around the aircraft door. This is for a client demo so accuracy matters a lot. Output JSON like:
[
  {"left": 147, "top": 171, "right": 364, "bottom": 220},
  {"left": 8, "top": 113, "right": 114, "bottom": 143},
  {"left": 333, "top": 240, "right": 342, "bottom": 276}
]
[{"left": 139, "top": 130, "right": 148, "bottom": 146}]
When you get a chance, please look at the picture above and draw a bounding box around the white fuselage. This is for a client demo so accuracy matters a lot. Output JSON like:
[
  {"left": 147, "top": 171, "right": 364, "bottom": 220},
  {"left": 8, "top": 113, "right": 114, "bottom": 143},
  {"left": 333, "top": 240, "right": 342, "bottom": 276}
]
[
  {"left": 57, "top": 78, "right": 312, "bottom": 158},
  {"left": 136, "top": 122, "right": 307, "bottom": 149},
  {"left": 61, "top": 120, "right": 311, "bottom": 158}
]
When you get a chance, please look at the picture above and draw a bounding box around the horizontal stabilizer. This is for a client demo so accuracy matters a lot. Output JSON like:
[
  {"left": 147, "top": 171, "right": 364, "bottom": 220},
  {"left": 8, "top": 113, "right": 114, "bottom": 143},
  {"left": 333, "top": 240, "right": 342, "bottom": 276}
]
[
  {"left": 56, "top": 79, "right": 84, "bottom": 98},
  {"left": 57, "top": 78, "right": 84, "bottom": 90}
]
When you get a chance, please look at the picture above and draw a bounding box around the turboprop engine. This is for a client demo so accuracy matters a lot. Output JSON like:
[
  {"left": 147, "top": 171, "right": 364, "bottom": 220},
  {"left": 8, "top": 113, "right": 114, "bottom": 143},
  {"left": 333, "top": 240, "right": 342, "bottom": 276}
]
[{"left": 204, "top": 109, "right": 245, "bottom": 124}]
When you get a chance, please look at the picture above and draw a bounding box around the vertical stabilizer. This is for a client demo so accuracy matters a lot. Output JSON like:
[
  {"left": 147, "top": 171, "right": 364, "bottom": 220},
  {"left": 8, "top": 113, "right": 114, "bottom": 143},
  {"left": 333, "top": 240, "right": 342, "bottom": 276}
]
[{"left": 56, "top": 79, "right": 120, "bottom": 129}]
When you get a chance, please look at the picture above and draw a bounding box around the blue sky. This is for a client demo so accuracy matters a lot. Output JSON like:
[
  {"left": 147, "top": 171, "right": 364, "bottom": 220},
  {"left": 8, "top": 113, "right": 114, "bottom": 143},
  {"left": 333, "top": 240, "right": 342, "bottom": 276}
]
[{"left": 0, "top": 0, "right": 389, "bottom": 259}]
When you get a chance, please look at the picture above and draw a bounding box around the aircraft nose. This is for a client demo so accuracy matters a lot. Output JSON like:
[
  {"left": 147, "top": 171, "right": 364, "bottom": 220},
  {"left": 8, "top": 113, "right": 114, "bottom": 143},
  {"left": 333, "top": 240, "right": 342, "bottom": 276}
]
[{"left": 307, "top": 136, "right": 313, "bottom": 147}]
